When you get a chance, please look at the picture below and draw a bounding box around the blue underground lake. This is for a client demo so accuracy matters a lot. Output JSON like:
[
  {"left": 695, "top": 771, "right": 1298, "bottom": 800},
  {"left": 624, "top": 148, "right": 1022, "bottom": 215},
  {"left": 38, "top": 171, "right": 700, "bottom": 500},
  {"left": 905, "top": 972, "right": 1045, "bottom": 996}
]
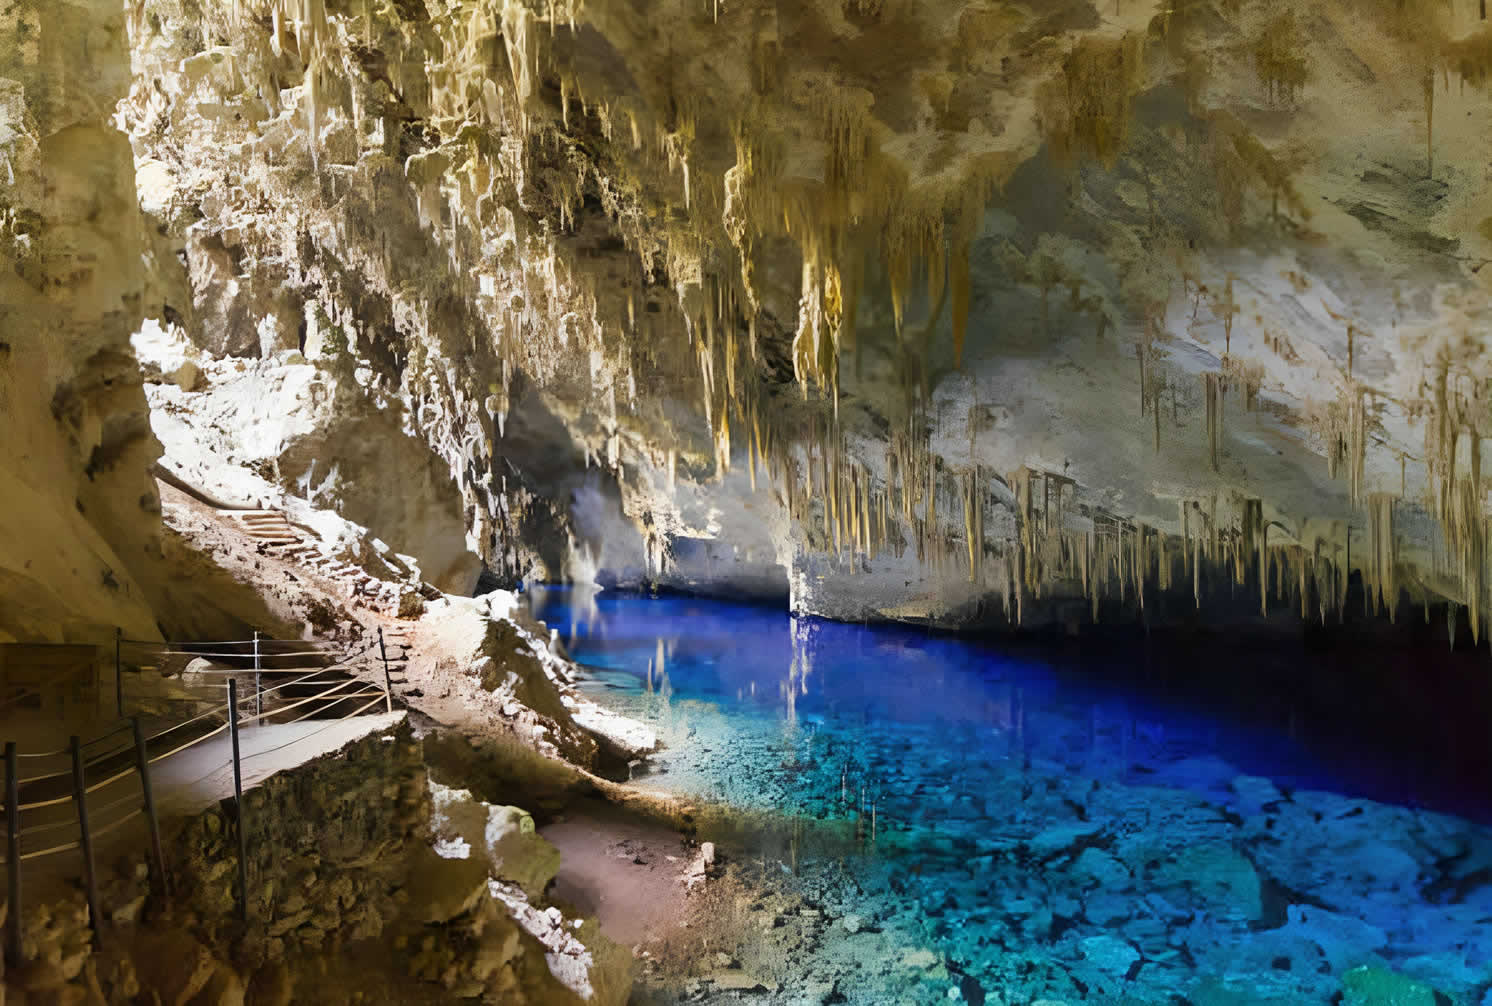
[{"left": 529, "top": 586, "right": 1492, "bottom": 1006}]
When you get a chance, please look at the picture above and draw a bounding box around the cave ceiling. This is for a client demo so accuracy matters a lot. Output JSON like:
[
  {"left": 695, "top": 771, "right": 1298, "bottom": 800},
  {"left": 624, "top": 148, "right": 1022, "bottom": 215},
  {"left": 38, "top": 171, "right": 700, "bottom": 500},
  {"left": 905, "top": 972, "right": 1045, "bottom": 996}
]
[{"left": 10, "top": 0, "right": 1492, "bottom": 635}]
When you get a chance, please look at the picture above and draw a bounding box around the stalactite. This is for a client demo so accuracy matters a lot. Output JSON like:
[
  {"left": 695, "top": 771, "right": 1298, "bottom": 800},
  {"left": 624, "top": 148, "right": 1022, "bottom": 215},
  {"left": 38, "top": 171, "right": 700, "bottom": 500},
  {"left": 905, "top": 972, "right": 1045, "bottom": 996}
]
[
  {"left": 1204, "top": 373, "right": 1225, "bottom": 472},
  {"left": 951, "top": 242, "right": 972, "bottom": 366},
  {"left": 1367, "top": 494, "right": 1397, "bottom": 619},
  {"left": 1424, "top": 64, "right": 1435, "bottom": 178}
]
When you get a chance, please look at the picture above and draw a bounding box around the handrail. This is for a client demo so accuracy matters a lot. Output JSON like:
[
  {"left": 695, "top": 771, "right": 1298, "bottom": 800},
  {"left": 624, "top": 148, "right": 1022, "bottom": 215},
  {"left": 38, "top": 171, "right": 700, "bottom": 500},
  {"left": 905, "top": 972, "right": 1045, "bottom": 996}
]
[
  {"left": 119, "top": 639, "right": 310, "bottom": 648},
  {"left": 84, "top": 765, "right": 140, "bottom": 797},
  {"left": 285, "top": 693, "right": 387, "bottom": 724},
  {"left": 120, "top": 638, "right": 339, "bottom": 651},
  {"left": 144, "top": 699, "right": 232, "bottom": 742},
  {"left": 147, "top": 721, "right": 230, "bottom": 766},
  {"left": 12, "top": 839, "right": 81, "bottom": 863},
  {"left": 130, "top": 651, "right": 326, "bottom": 662},
  {"left": 239, "top": 666, "right": 362, "bottom": 703},
  {"left": 121, "top": 635, "right": 372, "bottom": 650},
  {"left": 0, "top": 688, "right": 47, "bottom": 711},
  {"left": 150, "top": 461, "right": 263, "bottom": 510},
  {"left": 82, "top": 723, "right": 133, "bottom": 747},
  {"left": 16, "top": 819, "right": 74, "bottom": 839},
  {"left": 11, "top": 728, "right": 131, "bottom": 781},
  {"left": 0, "top": 662, "right": 97, "bottom": 712},
  {"left": 83, "top": 741, "right": 136, "bottom": 770},
  {"left": 89, "top": 791, "right": 143, "bottom": 822},
  {"left": 234, "top": 676, "right": 372, "bottom": 727},
  {"left": 90, "top": 808, "right": 144, "bottom": 841},
  {"left": 243, "top": 694, "right": 391, "bottom": 755},
  {"left": 4, "top": 626, "right": 402, "bottom": 931}
]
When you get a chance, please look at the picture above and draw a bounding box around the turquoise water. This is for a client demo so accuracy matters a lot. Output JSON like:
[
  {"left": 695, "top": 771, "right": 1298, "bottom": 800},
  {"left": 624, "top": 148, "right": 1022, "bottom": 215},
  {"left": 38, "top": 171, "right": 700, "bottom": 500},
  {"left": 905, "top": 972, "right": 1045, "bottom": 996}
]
[{"left": 530, "top": 587, "right": 1492, "bottom": 1005}]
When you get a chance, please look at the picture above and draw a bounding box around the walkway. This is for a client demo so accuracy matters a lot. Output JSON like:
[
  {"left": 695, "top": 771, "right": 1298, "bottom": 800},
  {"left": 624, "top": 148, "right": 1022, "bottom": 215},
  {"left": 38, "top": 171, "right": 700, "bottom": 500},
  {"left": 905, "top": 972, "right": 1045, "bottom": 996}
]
[
  {"left": 151, "top": 710, "right": 404, "bottom": 817},
  {"left": 3, "top": 633, "right": 408, "bottom": 921}
]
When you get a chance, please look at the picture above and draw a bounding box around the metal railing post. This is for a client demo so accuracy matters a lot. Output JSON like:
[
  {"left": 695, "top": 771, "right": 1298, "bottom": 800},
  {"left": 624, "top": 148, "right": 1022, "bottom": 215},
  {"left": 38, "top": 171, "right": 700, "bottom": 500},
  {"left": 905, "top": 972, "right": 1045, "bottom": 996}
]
[
  {"left": 69, "top": 737, "right": 101, "bottom": 944},
  {"left": 227, "top": 680, "right": 248, "bottom": 922},
  {"left": 377, "top": 628, "right": 393, "bottom": 714},
  {"left": 114, "top": 628, "right": 123, "bottom": 718},
  {"left": 252, "top": 631, "right": 262, "bottom": 726},
  {"left": 5, "top": 742, "right": 21, "bottom": 968},
  {"left": 131, "top": 718, "right": 169, "bottom": 898}
]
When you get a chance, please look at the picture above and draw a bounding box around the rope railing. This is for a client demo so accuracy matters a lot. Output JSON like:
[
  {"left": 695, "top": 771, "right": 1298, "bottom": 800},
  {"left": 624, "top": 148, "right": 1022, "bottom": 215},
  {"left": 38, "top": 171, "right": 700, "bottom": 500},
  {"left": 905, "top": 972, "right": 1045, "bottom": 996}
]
[
  {"left": 5, "top": 627, "right": 404, "bottom": 963},
  {"left": 146, "top": 721, "right": 230, "bottom": 767},
  {"left": 118, "top": 636, "right": 343, "bottom": 649},
  {"left": 121, "top": 649, "right": 339, "bottom": 661},
  {"left": 14, "top": 749, "right": 71, "bottom": 760},
  {"left": 0, "top": 686, "right": 49, "bottom": 712},
  {"left": 232, "top": 676, "right": 375, "bottom": 727},
  {"left": 0, "top": 623, "right": 404, "bottom": 965},
  {"left": 90, "top": 809, "right": 144, "bottom": 841},
  {"left": 19, "top": 840, "right": 81, "bottom": 863},
  {"left": 82, "top": 723, "right": 134, "bottom": 748},
  {"left": 15, "top": 766, "right": 73, "bottom": 786}
]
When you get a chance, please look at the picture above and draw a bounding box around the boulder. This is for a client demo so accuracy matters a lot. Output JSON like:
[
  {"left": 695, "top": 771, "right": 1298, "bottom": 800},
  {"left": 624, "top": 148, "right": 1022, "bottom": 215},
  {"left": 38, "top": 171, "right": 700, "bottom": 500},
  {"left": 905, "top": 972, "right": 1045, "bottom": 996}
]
[
  {"left": 397, "top": 588, "right": 426, "bottom": 619},
  {"left": 1073, "top": 848, "right": 1132, "bottom": 888},
  {"left": 1080, "top": 935, "right": 1139, "bottom": 976},
  {"left": 430, "top": 781, "right": 561, "bottom": 898},
  {"left": 487, "top": 805, "right": 562, "bottom": 898},
  {"left": 406, "top": 845, "right": 493, "bottom": 924},
  {"left": 1278, "top": 905, "right": 1387, "bottom": 973},
  {"left": 128, "top": 930, "right": 222, "bottom": 1006},
  {"left": 1154, "top": 843, "right": 1262, "bottom": 922},
  {"left": 169, "top": 359, "right": 205, "bottom": 391}
]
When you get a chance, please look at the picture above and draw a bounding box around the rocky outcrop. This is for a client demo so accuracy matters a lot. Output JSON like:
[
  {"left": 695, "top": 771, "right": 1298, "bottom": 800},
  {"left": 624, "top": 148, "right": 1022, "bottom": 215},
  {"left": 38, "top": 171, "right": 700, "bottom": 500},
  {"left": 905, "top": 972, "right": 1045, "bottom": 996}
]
[
  {"left": 136, "top": 322, "right": 482, "bottom": 594},
  {"left": 0, "top": 0, "right": 166, "bottom": 644},
  {"left": 411, "top": 591, "right": 656, "bottom": 774}
]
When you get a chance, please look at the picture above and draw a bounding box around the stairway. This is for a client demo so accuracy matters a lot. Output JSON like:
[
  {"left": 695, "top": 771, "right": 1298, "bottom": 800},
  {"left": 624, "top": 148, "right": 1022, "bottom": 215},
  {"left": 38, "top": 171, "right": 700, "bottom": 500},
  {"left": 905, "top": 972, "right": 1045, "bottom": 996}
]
[
  {"left": 380, "top": 625, "right": 415, "bottom": 696},
  {"left": 225, "top": 510, "right": 398, "bottom": 613}
]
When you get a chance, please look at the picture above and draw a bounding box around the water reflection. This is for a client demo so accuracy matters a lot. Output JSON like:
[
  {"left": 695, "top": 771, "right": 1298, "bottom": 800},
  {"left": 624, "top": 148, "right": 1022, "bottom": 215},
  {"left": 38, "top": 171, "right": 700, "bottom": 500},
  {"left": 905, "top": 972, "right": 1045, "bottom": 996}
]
[{"left": 528, "top": 585, "right": 1492, "bottom": 822}]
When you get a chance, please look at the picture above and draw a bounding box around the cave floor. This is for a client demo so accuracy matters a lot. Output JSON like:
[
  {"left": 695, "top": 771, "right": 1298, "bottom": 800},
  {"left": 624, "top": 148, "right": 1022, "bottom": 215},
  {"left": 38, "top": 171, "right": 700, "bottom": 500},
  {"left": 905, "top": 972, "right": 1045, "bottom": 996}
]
[{"left": 541, "top": 798, "right": 696, "bottom": 948}]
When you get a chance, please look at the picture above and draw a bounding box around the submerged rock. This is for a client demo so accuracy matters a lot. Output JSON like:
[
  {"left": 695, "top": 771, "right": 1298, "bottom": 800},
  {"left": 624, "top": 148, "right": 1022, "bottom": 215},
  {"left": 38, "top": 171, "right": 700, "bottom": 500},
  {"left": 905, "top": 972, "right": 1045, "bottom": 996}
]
[
  {"left": 1277, "top": 905, "right": 1388, "bottom": 973},
  {"left": 1153, "top": 843, "right": 1262, "bottom": 922},
  {"left": 1079, "top": 934, "right": 1140, "bottom": 976},
  {"left": 1073, "top": 848, "right": 1132, "bottom": 889},
  {"left": 1340, "top": 965, "right": 1444, "bottom": 1006}
]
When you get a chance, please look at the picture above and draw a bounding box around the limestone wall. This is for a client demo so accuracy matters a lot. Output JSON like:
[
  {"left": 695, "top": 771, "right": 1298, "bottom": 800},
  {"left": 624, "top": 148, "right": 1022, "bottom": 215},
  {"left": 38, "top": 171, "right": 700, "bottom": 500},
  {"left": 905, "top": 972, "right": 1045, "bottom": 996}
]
[{"left": 0, "top": 0, "right": 166, "bottom": 644}]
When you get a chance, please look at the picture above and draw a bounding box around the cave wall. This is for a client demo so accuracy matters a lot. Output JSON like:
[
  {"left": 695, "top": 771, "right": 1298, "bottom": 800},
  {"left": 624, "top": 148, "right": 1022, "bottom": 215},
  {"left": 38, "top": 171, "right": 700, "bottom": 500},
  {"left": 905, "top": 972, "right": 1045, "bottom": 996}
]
[{"left": 0, "top": 0, "right": 167, "bottom": 643}]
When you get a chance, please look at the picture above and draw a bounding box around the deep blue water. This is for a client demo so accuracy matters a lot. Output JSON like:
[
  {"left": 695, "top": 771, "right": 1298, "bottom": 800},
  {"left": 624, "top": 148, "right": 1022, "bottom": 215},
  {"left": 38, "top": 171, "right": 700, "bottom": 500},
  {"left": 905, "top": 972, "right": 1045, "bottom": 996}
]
[{"left": 528, "top": 585, "right": 1487, "bottom": 822}]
